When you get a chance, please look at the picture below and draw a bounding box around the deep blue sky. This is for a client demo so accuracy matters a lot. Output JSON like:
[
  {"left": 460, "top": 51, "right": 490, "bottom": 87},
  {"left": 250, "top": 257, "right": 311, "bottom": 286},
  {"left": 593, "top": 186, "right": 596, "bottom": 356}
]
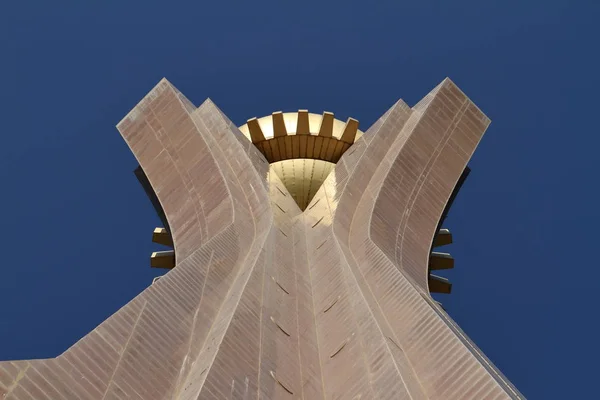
[{"left": 1, "top": 1, "right": 598, "bottom": 398}]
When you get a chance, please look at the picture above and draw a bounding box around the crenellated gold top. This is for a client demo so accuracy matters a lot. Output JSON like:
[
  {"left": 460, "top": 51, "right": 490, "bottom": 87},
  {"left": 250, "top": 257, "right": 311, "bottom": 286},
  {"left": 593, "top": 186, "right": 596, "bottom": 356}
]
[
  {"left": 238, "top": 110, "right": 363, "bottom": 163},
  {"left": 238, "top": 110, "right": 363, "bottom": 210}
]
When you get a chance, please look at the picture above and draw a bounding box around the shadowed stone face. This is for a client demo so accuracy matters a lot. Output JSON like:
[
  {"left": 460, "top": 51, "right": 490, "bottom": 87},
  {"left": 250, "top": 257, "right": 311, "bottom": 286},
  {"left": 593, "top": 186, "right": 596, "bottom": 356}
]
[{"left": 0, "top": 78, "right": 524, "bottom": 400}]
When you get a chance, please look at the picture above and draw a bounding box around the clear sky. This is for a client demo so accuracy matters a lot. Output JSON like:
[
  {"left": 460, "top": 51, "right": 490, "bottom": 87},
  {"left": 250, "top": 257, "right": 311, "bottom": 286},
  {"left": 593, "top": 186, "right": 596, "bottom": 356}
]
[{"left": 1, "top": 1, "right": 598, "bottom": 398}]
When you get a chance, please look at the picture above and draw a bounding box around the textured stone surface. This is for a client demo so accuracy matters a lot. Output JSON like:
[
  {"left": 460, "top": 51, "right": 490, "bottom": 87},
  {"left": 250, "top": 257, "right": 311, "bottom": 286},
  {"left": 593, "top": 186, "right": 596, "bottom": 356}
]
[{"left": 0, "top": 78, "right": 523, "bottom": 399}]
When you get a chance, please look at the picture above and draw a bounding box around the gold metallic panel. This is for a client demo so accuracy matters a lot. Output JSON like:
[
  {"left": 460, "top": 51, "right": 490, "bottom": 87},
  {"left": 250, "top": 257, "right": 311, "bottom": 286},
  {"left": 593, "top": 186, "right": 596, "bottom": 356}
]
[
  {"left": 340, "top": 117, "right": 359, "bottom": 144},
  {"left": 430, "top": 252, "right": 455, "bottom": 270},
  {"left": 272, "top": 111, "right": 287, "bottom": 137},
  {"left": 284, "top": 136, "right": 293, "bottom": 159},
  {"left": 429, "top": 274, "right": 452, "bottom": 294},
  {"left": 306, "top": 135, "right": 316, "bottom": 158},
  {"left": 313, "top": 136, "right": 325, "bottom": 160},
  {"left": 318, "top": 111, "right": 334, "bottom": 137},
  {"left": 331, "top": 141, "right": 346, "bottom": 162},
  {"left": 291, "top": 135, "right": 300, "bottom": 158},
  {"left": 150, "top": 250, "right": 175, "bottom": 269},
  {"left": 247, "top": 117, "right": 266, "bottom": 143},
  {"left": 276, "top": 137, "right": 287, "bottom": 161},
  {"left": 433, "top": 228, "right": 453, "bottom": 247},
  {"left": 296, "top": 109, "right": 310, "bottom": 135},
  {"left": 272, "top": 159, "right": 335, "bottom": 210},
  {"left": 298, "top": 134, "right": 308, "bottom": 158},
  {"left": 152, "top": 227, "right": 173, "bottom": 247},
  {"left": 270, "top": 138, "right": 282, "bottom": 162},
  {"left": 324, "top": 137, "right": 338, "bottom": 160}
]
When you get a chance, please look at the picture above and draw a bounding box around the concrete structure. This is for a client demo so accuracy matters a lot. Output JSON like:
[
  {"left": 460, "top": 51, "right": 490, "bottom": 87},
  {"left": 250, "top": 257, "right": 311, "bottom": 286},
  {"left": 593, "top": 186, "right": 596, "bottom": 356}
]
[{"left": 0, "top": 78, "right": 524, "bottom": 399}]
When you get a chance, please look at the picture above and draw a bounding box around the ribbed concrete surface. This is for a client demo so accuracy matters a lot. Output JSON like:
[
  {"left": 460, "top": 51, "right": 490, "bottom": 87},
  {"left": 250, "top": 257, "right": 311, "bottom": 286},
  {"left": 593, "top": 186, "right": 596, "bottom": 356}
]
[{"left": 0, "top": 78, "right": 523, "bottom": 399}]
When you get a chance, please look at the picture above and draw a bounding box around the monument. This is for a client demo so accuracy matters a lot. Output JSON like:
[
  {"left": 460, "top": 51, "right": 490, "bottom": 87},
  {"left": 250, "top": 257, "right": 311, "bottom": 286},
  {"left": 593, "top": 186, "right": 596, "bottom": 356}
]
[{"left": 0, "top": 78, "right": 523, "bottom": 399}]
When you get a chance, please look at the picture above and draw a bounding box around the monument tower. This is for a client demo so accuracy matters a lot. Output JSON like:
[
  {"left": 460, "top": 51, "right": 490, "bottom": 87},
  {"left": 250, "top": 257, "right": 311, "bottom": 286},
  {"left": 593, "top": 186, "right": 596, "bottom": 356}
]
[{"left": 0, "top": 78, "right": 523, "bottom": 399}]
